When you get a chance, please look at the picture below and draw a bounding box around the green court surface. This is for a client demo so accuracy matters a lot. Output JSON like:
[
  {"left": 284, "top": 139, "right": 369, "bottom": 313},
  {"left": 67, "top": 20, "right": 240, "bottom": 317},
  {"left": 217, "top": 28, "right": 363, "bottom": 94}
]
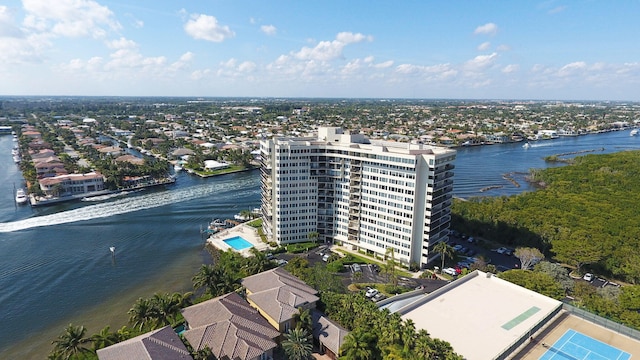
[{"left": 502, "top": 306, "right": 541, "bottom": 330}]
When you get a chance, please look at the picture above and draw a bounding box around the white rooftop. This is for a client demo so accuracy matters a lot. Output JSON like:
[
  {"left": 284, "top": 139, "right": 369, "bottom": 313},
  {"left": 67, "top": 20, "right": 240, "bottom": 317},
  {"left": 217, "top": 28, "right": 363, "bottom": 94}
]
[{"left": 395, "top": 271, "right": 562, "bottom": 360}]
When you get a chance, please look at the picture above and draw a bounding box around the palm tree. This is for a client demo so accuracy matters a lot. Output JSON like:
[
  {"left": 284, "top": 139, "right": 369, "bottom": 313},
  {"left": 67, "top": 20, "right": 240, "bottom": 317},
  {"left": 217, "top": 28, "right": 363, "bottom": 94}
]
[
  {"left": 192, "top": 264, "right": 237, "bottom": 297},
  {"left": 293, "top": 307, "right": 313, "bottom": 333},
  {"left": 51, "top": 324, "right": 92, "bottom": 360},
  {"left": 128, "top": 297, "right": 155, "bottom": 331},
  {"left": 150, "top": 293, "right": 179, "bottom": 327},
  {"left": 91, "top": 326, "right": 119, "bottom": 352},
  {"left": 281, "top": 328, "right": 313, "bottom": 360},
  {"left": 340, "top": 328, "right": 374, "bottom": 360},
  {"left": 413, "top": 330, "right": 433, "bottom": 360},
  {"left": 433, "top": 241, "right": 454, "bottom": 272},
  {"left": 307, "top": 231, "right": 319, "bottom": 245},
  {"left": 382, "top": 247, "right": 398, "bottom": 286},
  {"left": 244, "top": 247, "right": 272, "bottom": 275}
]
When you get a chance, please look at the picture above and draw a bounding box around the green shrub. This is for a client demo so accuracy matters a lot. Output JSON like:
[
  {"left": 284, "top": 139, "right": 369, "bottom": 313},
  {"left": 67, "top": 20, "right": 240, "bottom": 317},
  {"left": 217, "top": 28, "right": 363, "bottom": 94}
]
[{"left": 327, "top": 261, "right": 346, "bottom": 273}]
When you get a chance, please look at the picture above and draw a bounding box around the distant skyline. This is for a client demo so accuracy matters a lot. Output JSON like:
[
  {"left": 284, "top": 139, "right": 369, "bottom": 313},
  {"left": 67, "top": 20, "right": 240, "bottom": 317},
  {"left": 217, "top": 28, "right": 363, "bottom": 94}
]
[{"left": 1, "top": 1, "right": 639, "bottom": 101}]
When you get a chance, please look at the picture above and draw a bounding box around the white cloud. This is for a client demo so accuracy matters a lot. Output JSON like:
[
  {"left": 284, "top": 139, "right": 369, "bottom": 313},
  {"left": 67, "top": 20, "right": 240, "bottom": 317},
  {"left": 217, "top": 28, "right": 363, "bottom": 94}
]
[
  {"left": 336, "top": 32, "right": 373, "bottom": 44},
  {"left": 290, "top": 32, "right": 373, "bottom": 62},
  {"left": 106, "top": 37, "right": 137, "bottom": 50},
  {"left": 342, "top": 59, "right": 362, "bottom": 74},
  {"left": 497, "top": 44, "right": 511, "bottom": 52},
  {"left": 474, "top": 22, "right": 498, "bottom": 36},
  {"left": 184, "top": 13, "right": 235, "bottom": 42},
  {"left": 0, "top": 5, "right": 22, "bottom": 38},
  {"left": 372, "top": 60, "right": 394, "bottom": 69},
  {"left": 22, "top": 0, "right": 121, "bottom": 38},
  {"left": 394, "top": 63, "right": 457, "bottom": 79},
  {"left": 464, "top": 52, "right": 498, "bottom": 71},
  {"left": 260, "top": 24, "right": 276, "bottom": 36},
  {"left": 238, "top": 61, "right": 256, "bottom": 72},
  {"left": 502, "top": 64, "right": 519, "bottom": 73},
  {"left": 217, "top": 58, "right": 256, "bottom": 77},
  {"left": 169, "top": 52, "right": 194, "bottom": 71},
  {"left": 190, "top": 69, "right": 211, "bottom": 80},
  {"left": 557, "top": 61, "right": 587, "bottom": 77},
  {"left": 477, "top": 42, "right": 491, "bottom": 51}
]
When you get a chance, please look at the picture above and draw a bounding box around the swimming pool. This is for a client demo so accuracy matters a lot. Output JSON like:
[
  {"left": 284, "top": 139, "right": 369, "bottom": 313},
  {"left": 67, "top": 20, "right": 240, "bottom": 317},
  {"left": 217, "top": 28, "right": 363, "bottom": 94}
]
[{"left": 223, "top": 236, "right": 253, "bottom": 251}]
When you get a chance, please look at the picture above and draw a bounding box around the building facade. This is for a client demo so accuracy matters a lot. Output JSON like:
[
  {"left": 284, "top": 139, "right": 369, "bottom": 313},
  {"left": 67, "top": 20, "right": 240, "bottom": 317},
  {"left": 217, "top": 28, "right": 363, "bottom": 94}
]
[
  {"left": 38, "top": 172, "right": 105, "bottom": 197},
  {"left": 260, "top": 127, "right": 456, "bottom": 267}
]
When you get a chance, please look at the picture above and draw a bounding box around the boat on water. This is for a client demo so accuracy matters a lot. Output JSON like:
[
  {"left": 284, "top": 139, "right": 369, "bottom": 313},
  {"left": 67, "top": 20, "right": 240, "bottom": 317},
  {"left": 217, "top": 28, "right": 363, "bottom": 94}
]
[
  {"left": 13, "top": 154, "right": 21, "bottom": 164},
  {"left": 174, "top": 163, "right": 183, "bottom": 172},
  {"left": 522, "top": 142, "right": 531, "bottom": 149},
  {"left": 15, "top": 188, "right": 28, "bottom": 204},
  {"left": 631, "top": 129, "right": 638, "bottom": 136}
]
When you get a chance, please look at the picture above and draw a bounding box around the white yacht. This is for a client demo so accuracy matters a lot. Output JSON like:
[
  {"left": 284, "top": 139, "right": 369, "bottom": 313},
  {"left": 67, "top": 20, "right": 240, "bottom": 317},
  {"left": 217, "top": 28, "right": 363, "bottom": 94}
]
[{"left": 15, "top": 188, "right": 28, "bottom": 204}]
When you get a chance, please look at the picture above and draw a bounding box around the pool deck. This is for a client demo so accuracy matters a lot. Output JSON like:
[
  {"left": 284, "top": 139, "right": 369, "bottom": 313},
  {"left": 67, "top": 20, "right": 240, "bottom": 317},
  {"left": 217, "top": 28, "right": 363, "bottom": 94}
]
[{"left": 207, "top": 223, "right": 269, "bottom": 256}]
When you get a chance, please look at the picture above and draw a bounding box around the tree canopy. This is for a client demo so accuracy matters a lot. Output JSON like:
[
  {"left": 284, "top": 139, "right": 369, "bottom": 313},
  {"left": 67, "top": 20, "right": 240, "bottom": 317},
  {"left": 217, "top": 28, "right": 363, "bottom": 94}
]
[{"left": 452, "top": 150, "right": 640, "bottom": 284}]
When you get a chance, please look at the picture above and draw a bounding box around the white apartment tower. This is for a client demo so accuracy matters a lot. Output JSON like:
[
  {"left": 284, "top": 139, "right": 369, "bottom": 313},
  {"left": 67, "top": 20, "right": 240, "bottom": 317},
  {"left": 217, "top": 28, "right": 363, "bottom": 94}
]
[{"left": 260, "top": 127, "right": 456, "bottom": 268}]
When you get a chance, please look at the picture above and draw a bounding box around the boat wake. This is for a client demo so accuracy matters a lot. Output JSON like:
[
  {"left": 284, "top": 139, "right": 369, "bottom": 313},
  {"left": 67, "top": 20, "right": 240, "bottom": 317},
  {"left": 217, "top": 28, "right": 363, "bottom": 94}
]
[
  {"left": 81, "top": 190, "right": 135, "bottom": 202},
  {"left": 0, "top": 178, "right": 257, "bottom": 233},
  {"left": 529, "top": 142, "right": 554, "bottom": 148}
]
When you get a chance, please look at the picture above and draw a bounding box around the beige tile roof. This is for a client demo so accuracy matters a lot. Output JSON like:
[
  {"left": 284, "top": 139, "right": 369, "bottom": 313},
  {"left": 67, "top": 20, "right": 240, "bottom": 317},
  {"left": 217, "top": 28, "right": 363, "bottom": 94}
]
[
  {"left": 242, "top": 268, "right": 319, "bottom": 324},
  {"left": 312, "top": 310, "right": 350, "bottom": 355},
  {"left": 96, "top": 326, "right": 192, "bottom": 360},
  {"left": 181, "top": 292, "right": 278, "bottom": 360}
]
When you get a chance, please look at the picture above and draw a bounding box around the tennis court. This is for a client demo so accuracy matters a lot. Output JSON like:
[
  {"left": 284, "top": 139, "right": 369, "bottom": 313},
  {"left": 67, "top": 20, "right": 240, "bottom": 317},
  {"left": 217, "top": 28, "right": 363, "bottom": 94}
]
[{"left": 539, "top": 329, "right": 631, "bottom": 360}]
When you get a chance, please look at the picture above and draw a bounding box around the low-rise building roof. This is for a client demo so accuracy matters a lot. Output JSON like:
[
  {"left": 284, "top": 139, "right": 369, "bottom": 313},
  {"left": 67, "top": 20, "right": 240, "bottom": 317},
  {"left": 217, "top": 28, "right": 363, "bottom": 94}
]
[
  {"left": 242, "top": 268, "right": 319, "bottom": 324},
  {"left": 312, "top": 310, "right": 349, "bottom": 357},
  {"left": 181, "top": 292, "right": 278, "bottom": 360},
  {"left": 96, "top": 326, "right": 191, "bottom": 360}
]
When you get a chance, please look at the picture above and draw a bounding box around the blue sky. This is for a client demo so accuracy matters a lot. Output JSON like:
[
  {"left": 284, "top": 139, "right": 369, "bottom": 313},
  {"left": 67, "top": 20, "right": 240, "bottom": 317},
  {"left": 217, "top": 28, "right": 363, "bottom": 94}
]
[{"left": 1, "top": 0, "right": 639, "bottom": 100}]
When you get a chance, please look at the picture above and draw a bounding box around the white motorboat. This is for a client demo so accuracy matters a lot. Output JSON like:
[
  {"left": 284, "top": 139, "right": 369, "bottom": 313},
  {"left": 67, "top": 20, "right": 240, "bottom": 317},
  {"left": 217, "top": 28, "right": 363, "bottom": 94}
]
[
  {"left": 522, "top": 142, "right": 531, "bottom": 149},
  {"left": 631, "top": 129, "right": 638, "bottom": 136},
  {"left": 15, "top": 188, "right": 28, "bottom": 204}
]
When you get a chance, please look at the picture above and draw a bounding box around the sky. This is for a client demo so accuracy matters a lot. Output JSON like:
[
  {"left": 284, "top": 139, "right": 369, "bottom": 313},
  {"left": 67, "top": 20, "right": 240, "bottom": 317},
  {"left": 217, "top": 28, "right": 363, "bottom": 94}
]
[{"left": 1, "top": 0, "right": 639, "bottom": 100}]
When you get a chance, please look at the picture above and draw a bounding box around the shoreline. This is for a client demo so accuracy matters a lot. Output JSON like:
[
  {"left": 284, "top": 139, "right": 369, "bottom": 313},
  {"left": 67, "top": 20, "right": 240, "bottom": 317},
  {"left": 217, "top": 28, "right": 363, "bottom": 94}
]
[{"left": 0, "top": 246, "right": 208, "bottom": 359}]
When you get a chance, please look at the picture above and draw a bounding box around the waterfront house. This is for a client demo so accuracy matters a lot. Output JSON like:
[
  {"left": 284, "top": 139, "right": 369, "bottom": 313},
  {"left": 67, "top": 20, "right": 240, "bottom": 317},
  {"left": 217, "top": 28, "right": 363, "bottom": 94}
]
[
  {"left": 96, "top": 325, "right": 192, "bottom": 360},
  {"left": 34, "top": 159, "right": 67, "bottom": 178},
  {"left": 115, "top": 154, "right": 145, "bottom": 165},
  {"left": 241, "top": 268, "right": 319, "bottom": 332},
  {"left": 180, "top": 292, "right": 278, "bottom": 360},
  {"left": 38, "top": 172, "right": 105, "bottom": 197}
]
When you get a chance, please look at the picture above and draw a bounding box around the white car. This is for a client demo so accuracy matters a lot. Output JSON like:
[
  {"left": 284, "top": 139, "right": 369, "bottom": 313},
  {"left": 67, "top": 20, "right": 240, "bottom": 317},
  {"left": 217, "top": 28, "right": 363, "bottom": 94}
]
[
  {"left": 583, "top": 273, "right": 594, "bottom": 282},
  {"left": 496, "top": 247, "right": 508, "bottom": 254},
  {"left": 365, "top": 288, "right": 379, "bottom": 298},
  {"left": 443, "top": 267, "right": 458, "bottom": 276}
]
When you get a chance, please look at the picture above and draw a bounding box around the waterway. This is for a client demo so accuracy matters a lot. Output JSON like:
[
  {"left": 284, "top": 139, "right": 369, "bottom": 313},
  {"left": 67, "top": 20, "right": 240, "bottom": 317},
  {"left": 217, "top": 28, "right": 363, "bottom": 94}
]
[{"left": 0, "top": 129, "right": 639, "bottom": 358}]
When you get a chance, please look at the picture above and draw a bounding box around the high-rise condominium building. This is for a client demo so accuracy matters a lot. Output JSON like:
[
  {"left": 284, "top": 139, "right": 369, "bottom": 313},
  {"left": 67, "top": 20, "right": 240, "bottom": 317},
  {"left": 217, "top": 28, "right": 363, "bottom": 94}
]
[{"left": 260, "top": 127, "right": 456, "bottom": 268}]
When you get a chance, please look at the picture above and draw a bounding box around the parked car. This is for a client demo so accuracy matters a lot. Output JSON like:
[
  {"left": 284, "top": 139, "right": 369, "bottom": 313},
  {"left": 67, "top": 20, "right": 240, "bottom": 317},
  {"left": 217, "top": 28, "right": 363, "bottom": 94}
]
[
  {"left": 352, "top": 263, "right": 362, "bottom": 272},
  {"left": 453, "top": 244, "right": 463, "bottom": 252},
  {"left": 496, "top": 247, "right": 508, "bottom": 254},
  {"left": 443, "top": 267, "right": 458, "bottom": 276},
  {"left": 365, "top": 288, "right": 379, "bottom": 298},
  {"left": 583, "top": 273, "right": 594, "bottom": 282},
  {"left": 372, "top": 292, "right": 386, "bottom": 302},
  {"left": 467, "top": 236, "right": 475, "bottom": 243}
]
